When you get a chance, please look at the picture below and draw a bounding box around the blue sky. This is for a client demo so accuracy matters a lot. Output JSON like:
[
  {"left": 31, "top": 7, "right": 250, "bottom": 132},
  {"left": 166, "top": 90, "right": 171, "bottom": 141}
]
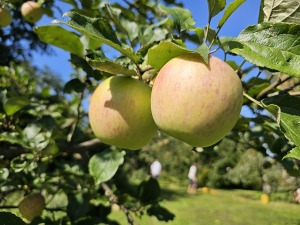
[{"left": 32, "top": 0, "right": 262, "bottom": 115}]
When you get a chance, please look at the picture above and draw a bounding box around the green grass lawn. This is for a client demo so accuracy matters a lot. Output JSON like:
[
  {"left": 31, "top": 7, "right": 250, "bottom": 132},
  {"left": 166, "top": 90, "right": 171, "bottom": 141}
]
[{"left": 109, "top": 180, "right": 300, "bottom": 225}]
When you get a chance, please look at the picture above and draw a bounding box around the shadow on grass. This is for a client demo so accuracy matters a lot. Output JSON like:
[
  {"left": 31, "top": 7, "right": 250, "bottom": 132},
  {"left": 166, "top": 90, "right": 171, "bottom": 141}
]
[{"left": 160, "top": 187, "right": 190, "bottom": 201}]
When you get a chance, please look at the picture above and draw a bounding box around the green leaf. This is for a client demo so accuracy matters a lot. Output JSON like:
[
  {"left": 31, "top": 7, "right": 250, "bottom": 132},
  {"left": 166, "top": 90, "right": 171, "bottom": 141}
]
[
  {"left": 283, "top": 147, "right": 300, "bottom": 160},
  {"left": 189, "top": 27, "right": 205, "bottom": 44},
  {"left": 258, "top": 0, "right": 300, "bottom": 24},
  {"left": 61, "top": 0, "right": 78, "bottom": 7},
  {"left": 35, "top": 26, "right": 84, "bottom": 56},
  {"left": 148, "top": 41, "right": 209, "bottom": 71},
  {"left": 85, "top": 52, "right": 137, "bottom": 76},
  {"left": 0, "top": 132, "right": 30, "bottom": 149},
  {"left": 64, "top": 78, "right": 85, "bottom": 93},
  {"left": 0, "top": 212, "right": 26, "bottom": 225},
  {"left": 89, "top": 149, "right": 125, "bottom": 184},
  {"left": 52, "top": 11, "right": 141, "bottom": 64},
  {"left": 218, "top": 0, "right": 246, "bottom": 28},
  {"left": 120, "top": 19, "right": 139, "bottom": 42},
  {"left": 227, "top": 22, "right": 300, "bottom": 77},
  {"left": 139, "top": 18, "right": 169, "bottom": 45},
  {"left": 4, "top": 96, "right": 30, "bottom": 116},
  {"left": 23, "top": 123, "right": 52, "bottom": 150},
  {"left": 67, "top": 193, "right": 91, "bottom": 221},
  {"left": 80, "top": 35, "right": 102, "bottom": 50},
  {"left": 158, "top": 5, "right": 195, "bottom": 33},
  {"left": 207, "top": 0, "right": 226, "bottom": 21},
  {"left": 194, "top": 43, "right": 209, "bottom": 63},
  {"left": 11, "top": 156, "right": 28, "bottom": 172},
  {"left": 263, "top": 95, "right": 300, "bottom": 159}
]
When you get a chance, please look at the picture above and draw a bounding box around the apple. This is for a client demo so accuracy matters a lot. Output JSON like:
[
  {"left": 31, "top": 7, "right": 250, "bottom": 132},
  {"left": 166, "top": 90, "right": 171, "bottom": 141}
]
[
  {"left": 18, "top": 193, "right": 45, "bottom": 221},
  {"left": 21, "top": 1, "right": 43, "bottom": 23},
  {"left": 89, "top": 76, "right": 157, "bottom": 150},
  {"left": 0, "top": 8, "right": 12, "bottom": 27},
  {"left": 151, "top": 53, "right": 243, "bottom": 147}
]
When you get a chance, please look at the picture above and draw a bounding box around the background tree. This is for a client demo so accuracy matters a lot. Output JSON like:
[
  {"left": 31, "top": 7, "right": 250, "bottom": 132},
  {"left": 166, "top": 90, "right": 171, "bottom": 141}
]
[{"left": 1, "top": 0, "right": 300, "bottom": 224}]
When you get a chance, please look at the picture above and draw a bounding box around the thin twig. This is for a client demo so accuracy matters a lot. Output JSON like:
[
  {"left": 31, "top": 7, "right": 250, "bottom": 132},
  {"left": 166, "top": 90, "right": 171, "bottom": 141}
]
[
  {"left": 209, "top": 46, "right": 222, "bottom": 55},
  {"left": 204, "top": 23, "right": 210, "bottom": 43},
  {"left": 235, "top": 60, "right": 247, "bottom": 78},
  {"left": 140, "top": 66, "right": 154, "bottom": 74},
  {"left": 257, "top": 76, "right": 292, "bottom": 100},
  {"left": 279, "top": 80, "right": 300, "bottom": 94},
  {"left": 243, "top": 91, "right": 264, "bottom": 108},
  {"left": 288, "top": 91, "right": 300, "bottom": 96},
  {"left": 68, "top": 89, "right": 85, "bottom": 142},
  {"left": 101, "top": 183, "right": 137, "bottom": 225},
  {"left": 208, "top": 27, "right": 221, "bottom": 50},
  {"left": 245, "top": 69, "right": 262, "bottom": 92}
]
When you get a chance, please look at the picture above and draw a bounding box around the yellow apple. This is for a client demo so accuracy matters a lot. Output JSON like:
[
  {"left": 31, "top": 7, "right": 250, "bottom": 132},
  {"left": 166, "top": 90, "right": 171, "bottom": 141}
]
[
  {"left": 0, "top": 8, "right": 12, "bottom": 27},
  {"left": 89, "top": 76, "right": 157, "bottom": 150},
  {"left": 151, "top": 53, "right": 243, "bottom": 147},
  {"left": 18, "top": 193, "right": 45, "bottom": 221},
  {"left": 21, "top": 1, "right": 43, "bottom": 23}
]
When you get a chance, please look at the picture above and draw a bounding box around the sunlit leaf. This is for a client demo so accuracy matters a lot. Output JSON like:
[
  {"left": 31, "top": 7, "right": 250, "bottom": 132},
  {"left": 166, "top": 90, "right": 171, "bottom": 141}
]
[
  {"left": 139, "top": 18, "right": 169, "bottom": 45},
  {"left": 89, "top": 149, "right": 125, "bottom": 184},
  {"left": 227, "top": 22, "right": 300, "bottom": 77},
  {"left": 80, "top": 35, "right": 102, "bottom": 50},
  {"left": 159, "top": 5, "right": 195, "bottom": 33},
  {"left": 191, "top": 27, "right": 205, "bottom": 43},
  {"left": 148, "top": 41, "right": 209, "bottom": 71},
  {"left": 35, "top": 26, "right": 84, "bottom": 56},
  {"left": 207, "top": 0, "right": 226, "bottom": 21},
  {"left": 85, "top": 52, "right": 137, "bottom": 76},
  {"left": 10, "top": 157, "right": 28, "bottom": 173},
  {"left": 283, "top": 147, "right": 300, "bottom": 160},
  {"left": 23, "top": 123, "right": 52, "bottom": 150},
  {"left": 0, "top": 132, "right": 30, "bottom": 149},
  {"left": 218, "top": 0, "right": 246, "bottom": 28},
  {"left": 194, "top": 43, "right": 209, "bottom": 63},
  {"left": 52, "top": 11, "right": 141, "bottom": 64},
  {"left": 258, "top": 0, "right": 300, "bottom": 24},
  {"left": 4, "top": 96, "right": 30, "bottom": 116}
]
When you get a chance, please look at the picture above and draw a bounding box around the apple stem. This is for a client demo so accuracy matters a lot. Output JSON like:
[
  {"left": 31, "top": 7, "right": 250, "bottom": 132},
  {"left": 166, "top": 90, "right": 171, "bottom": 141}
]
[
  {"left": 134, "top": 65, "right": 143, "bottom": 80},
  {"left": 235, "top": 60, "right": 247, "bottom": 78}
]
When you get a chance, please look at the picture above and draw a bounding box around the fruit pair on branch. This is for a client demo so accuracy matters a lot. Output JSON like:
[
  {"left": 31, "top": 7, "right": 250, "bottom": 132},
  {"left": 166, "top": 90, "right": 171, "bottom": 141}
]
[{"left": 89, "top": 53, "right": 243, "bottom": 150}]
